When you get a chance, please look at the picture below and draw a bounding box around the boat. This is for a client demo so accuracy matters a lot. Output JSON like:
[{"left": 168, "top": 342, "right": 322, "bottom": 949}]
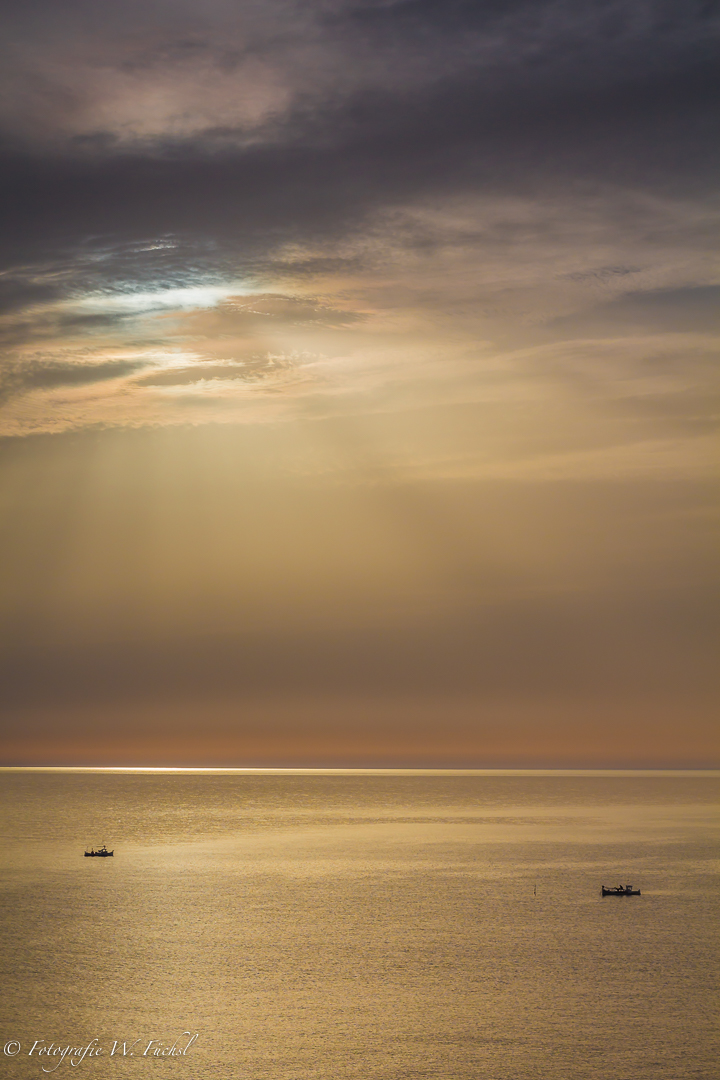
[
  {"left": 84, "top": 845, "right": 114, "bottom": 857},
  {"left": 601, "top": 884, "right": 640, "bottom": 896}
]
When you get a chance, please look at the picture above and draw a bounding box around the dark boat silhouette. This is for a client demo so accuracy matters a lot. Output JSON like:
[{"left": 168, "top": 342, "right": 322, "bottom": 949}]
[
  {"left": 601, "top": 884, "right": 640, "bottom": 896},
  {"left": 84, "top": 844, "right": 114, "bottom": 857}
]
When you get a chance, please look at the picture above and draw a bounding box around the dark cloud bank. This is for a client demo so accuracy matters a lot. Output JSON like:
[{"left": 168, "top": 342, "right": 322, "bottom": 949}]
[{"left": 1, "top": 0, "right": 718, "bottom": 275}]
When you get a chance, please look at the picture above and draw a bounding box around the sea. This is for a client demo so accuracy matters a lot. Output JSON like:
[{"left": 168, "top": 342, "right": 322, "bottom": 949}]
[{"left": 0, "top": 769, "right": 717, "bottom": 1080}]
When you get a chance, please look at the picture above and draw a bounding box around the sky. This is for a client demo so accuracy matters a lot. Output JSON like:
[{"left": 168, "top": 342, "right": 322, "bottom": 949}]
[{"left": 0, "top": 0, "right": 717, "bottom": 767}]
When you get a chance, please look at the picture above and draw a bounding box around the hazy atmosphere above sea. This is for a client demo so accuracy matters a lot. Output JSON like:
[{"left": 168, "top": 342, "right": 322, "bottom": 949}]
[{"left": 0, "top": 1, "right": 718, "bottom": 767}]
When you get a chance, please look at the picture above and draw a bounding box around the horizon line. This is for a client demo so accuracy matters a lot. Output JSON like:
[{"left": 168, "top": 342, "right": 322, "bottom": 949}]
[{"left": 1, "top": 767, "right": 718, "bottom": 776}]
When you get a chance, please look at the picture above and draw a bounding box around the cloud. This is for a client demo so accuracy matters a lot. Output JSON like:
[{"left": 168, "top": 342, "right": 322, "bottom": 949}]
[
  {"left": 0, "top": 1, "right": 717, "bottom": 282},
  {"left": 0, "top": 180, "right": 716, "bottom": 461},
  {"left": 548, "top": 284, "right": 720, "bottom": 337},
  {"left": 2, "top": 0, "right": 717, "bottom": 153},
  {"left": 0, "top": 357, "right": 148, "bottom": 404},
  {"left": 0, "top": 4, "right": 716, "bottom": 464}
]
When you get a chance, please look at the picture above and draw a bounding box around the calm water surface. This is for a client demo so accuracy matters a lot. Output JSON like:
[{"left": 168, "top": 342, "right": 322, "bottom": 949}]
[{"left": 0, "top": 770, "right": 718, "bottom": 1080}]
